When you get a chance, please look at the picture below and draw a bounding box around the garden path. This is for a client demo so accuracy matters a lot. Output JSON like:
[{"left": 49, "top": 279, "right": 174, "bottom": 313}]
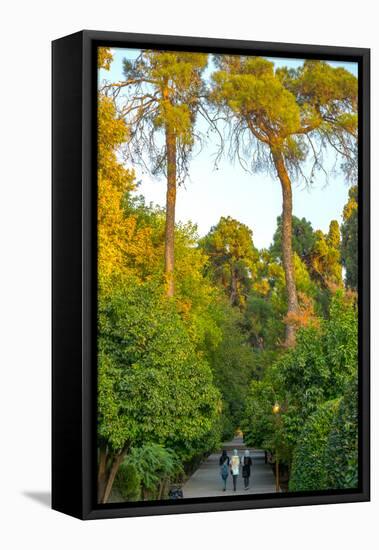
[{"left": 182, "top": 435, "right": 276, "bottom": 498}]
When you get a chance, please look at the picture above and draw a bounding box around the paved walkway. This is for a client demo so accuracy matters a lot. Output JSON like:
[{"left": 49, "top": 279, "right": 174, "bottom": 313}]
[{"left": 182, "top": 436, "right": 276, "bottom": 498}]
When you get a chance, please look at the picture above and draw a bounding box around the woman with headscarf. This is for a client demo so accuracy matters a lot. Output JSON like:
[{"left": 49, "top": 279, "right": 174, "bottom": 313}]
[
  {"left": 242, "top": 449, "right": 253, "bottom": 490},
  {"left": 219, "top": 449, "right": 230, "bottom": 491},
  {"left": 230, "top": 449, "right": 240, "bottom": 491}
]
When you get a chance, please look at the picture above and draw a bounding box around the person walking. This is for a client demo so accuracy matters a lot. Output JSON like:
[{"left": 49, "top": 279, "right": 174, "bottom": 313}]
[
  {"left": 230, "top": 449, "right": 240, "bottom": 491},
  {"left": 219, "top": 449, "right": 230, "bottom": 491},
  {"left": 242, "top": 449, "right": 253, "bottom": 490}
]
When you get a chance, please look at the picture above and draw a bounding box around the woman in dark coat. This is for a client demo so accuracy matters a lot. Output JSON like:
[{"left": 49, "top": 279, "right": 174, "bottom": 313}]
[
  {"left": 242, "top": 449, "right": 253, "bottom": 489},
  {"left": 219, "top": 450, "right": 230, "bottom": 491}
]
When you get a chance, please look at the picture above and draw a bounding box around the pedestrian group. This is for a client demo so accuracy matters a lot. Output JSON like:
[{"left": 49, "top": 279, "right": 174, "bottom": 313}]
[{"left": 219, "top": 448, "right": 253, "bottom": 492}]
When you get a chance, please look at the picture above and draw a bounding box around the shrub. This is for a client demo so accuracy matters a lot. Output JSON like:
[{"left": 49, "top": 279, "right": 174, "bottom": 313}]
[
  {"left": 289, "top": 399, "right": 340, "bottom": 492},
  {"left": 98, "top": 278, "right": 222, "bottom": 452},
  {"left": 126, "top": 444, "right": 183, "bottom": 500},
  {"left": 325, "top": 378, "right": 358, "bottom": 489},
  {"left": 114, "top": 463, "right": 141, "bottom": 501}
]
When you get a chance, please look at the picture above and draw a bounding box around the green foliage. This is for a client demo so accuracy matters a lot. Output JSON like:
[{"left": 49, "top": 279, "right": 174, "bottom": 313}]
[
  {"left": 242, "top": 250, "right": 288, "bottom": 348},
  {"left": 270, "top": 215, "right": 316, "bottom": 265},
  {"left": 121, "top": 50, "right": 208, "bottom": 180},
  {"left": 242, "top": 378, "right": 277, "bottom": 449},
  {"left": 341, "top": 185, "right": 358, "bottom": 289},
  {"left": 218, "top": 403, "right": 237, "bottom": 442},
  {"left": 278, "top": 60, "right": 358, "bottom": 179},
  {"left": 172, "top": 221, "right": 222, "bottom": 347},
  {"left": 200, "top": 216, "right": 258, "bottom": 307},
  {"left": 243, "top": 294, "right": 284, "bottom": 350},
  {"left": 270, "top": 215, "right": 342, "bottom": 312},
  {"left": 290, "top": 377, "right": 358, "bottom": 492},
  {"left": 211, "top": 58, "right": 357, "bottom": 350},
  {"left": 279, "top": 60, "right": 358, "bottom": 116},
  {"left": 212, "top": 57, "right": 302, "bottom": 144},
  {"left": 97, "top": 94, "right": 137, "bottom": 283},
  {"left": 277, "top": 325, "right": 329, "bottom": 412},
  {"left": 242, "top": 291, "right": 358, "bottom": 483},
  {"left": 261, "top": 217, "right": 343, "bottom": 323},
  {"left": 277, "top": 291, "right": 357, "bottom": 409},
  {"left": 324, "top": 292, "right": 358, "bottom": 389},
  {"left": 98, "top": 278, "right": 221, "bottom": 452},
  {"left": 325, "top": 378, "right": 359, "bottom": 489},
  {"left": 211, "top": 57, "right": 357, "bottom": 180},
  {"left": 203, "top": 302, "right": 256, "bottom": 435},
  {"left": 289, "top": 399, "right": 340, "bottom": 492},
  {"left": 310, "top": 222, "right": 343, "bottom": 289},
  {"left": 97, "top": 53, "right": 359, "bottom": 500},
  {"left": 98, "top": 96, "right": 129, "bottom": 171},
  {"left": 125, "top": 444, "right": 182, "bottom": 499},
  {"left": 243, "top": 249, "right": 319, "bottom": 348},
  {"left": 119, "top": 196, "right": 222, "bottom": 351},
  {"left": 114, "top": 463, "right": 141, "bottom": 501}
]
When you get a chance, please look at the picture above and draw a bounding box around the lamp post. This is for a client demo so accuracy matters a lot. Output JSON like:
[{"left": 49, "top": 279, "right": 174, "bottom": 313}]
[{"left": 272, "top": 402, "right": 281, "bottom": 493}]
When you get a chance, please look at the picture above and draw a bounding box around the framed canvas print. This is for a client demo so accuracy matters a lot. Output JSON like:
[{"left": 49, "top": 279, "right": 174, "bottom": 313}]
[{"left": 52, "top": 30, "right": 370, "bottom": 520}]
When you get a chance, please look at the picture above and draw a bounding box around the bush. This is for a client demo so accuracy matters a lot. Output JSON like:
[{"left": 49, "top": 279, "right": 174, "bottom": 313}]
[
  {"left": 289, "top": 399, "right": 340, "bottom": 492},
  {"left": 241, "top": 290, "right": 359, "bottom": 490},
  {"left": 126, "top": 444, "right": 183, "bottom": 500},
  {"left": 98, "top": 278, "right": 222, "bottom": 452},
  {"left": 325, "top": 378, "right": 358, "bottom": 489},
  {"left": 114, "top": 463, "right": 141, "bottom": 501},
  {"left": 220, "top": 404, "right": 236, "bottom": 442},
  {"left": 241, "top": 379, "right": 276, "bottom": 449},
  {"left": 204, "top": 301, "right": 257, "bottom": 433}
]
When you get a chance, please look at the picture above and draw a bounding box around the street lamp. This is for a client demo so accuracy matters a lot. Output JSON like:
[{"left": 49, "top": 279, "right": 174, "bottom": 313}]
[{"left": 272, "top": 402, "right": 281, "bottom": 493}]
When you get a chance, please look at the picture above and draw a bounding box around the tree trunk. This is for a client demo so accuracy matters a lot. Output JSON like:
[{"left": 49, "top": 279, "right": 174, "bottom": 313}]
[
  {"left": 272, "top": 151, "right": 299, "bottom": 347},
  {"left": 100, "top": 447, "right": 128, "bottom": 504},
  {"left": 97, "top": 445, "right": 108, "bottom": 503},
  {"left": 164, "top": 126, "right": 177, "bottom": 297},
  {"left": 158, "top": 478, "right": 166, "bottom": 500}
]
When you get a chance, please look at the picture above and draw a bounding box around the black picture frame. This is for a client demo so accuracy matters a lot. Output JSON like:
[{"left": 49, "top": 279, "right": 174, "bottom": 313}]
[{"left": 52, "top": 30, "right": 370, "bottom": 520}]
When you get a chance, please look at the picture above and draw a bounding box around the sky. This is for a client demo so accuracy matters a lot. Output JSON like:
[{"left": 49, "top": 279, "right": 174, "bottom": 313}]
[{"left": 99, "top": 49, "right": 358, "bottom": 250}]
